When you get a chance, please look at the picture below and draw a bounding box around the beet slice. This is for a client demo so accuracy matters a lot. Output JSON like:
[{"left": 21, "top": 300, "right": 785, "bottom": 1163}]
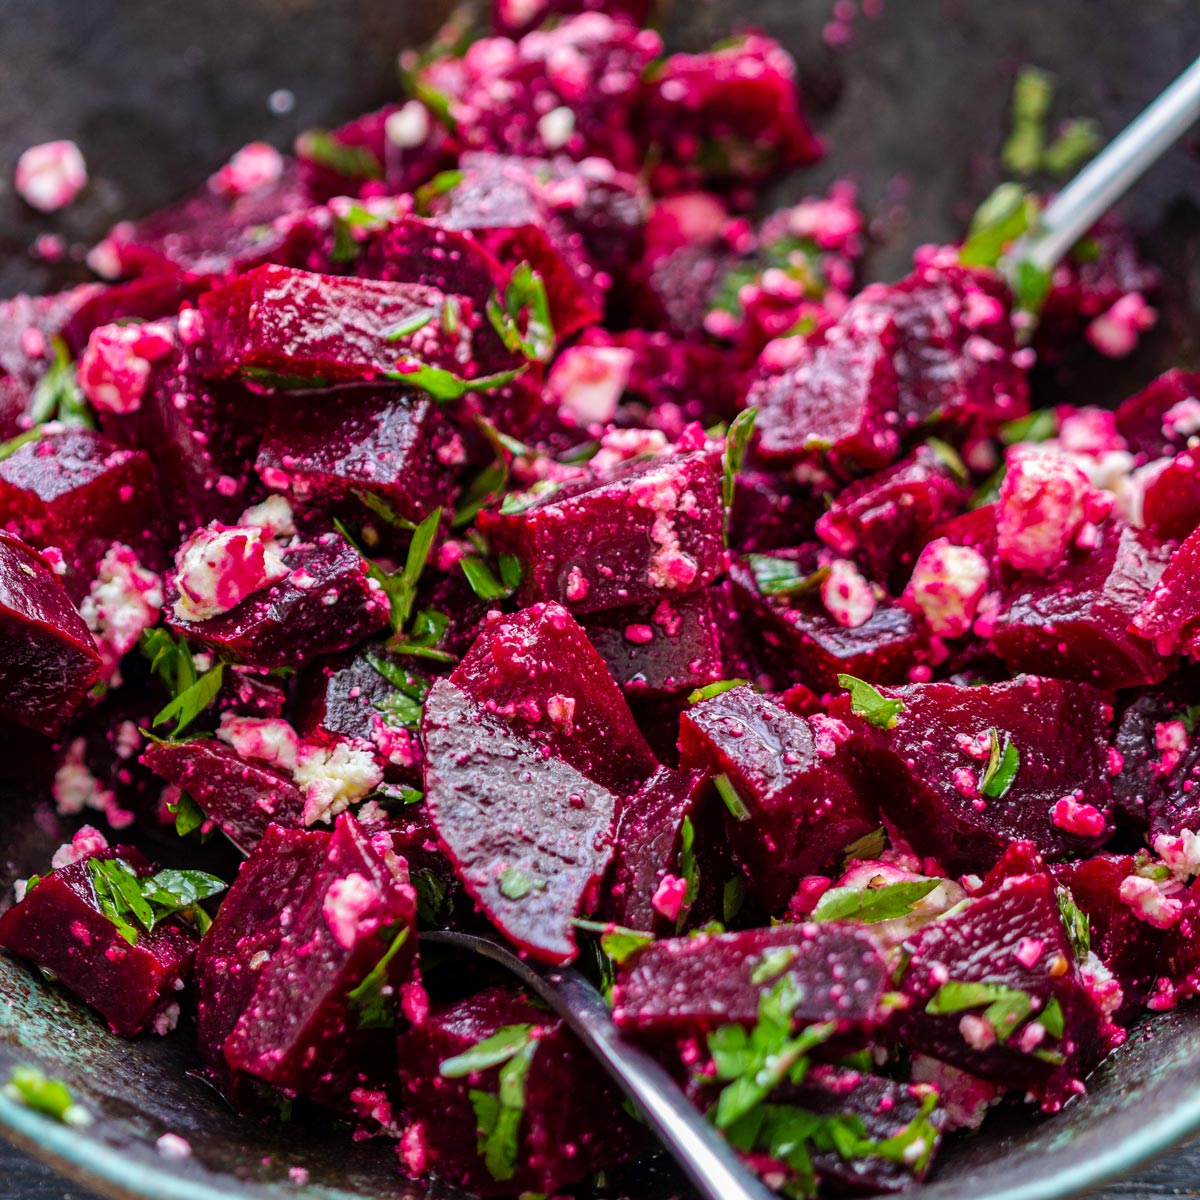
[
  {"left": 1114, "top": 368, "right": 1200, "bottom": 461},
  {"left": 422, "top": 677, "right": 618, "bottom": 965},
  {"left": 0, "top": 428, "right": 162, "bottom": 600},
  {"left": 0, "top": 846, "right": 198, "bottom": 1037},
  {"left": 0, "top": 533, "right": 102, "bottom": 736},
  {"left": 1132, "top": 523, "right": 1200, "bottom": 651},
  {"left": 451, "top": 603, "right": 657, "bottom": 795},
  {"left": 479, "top": 450, "right": 725, "bottom": 617},
  {"left": 993, "top": 519, "right": 1172, "bottom": 689},
  {"left": 832, "top": 676, "right": 1114, "bottom": 876},
  {"left": 679, "top": 685, "right": 876, "bottom": 911},
  {"left": 255, "top": 389, "right": 456, "bottom": 528},
  {"left": 395, "top": 985, "right": 642, "bottom": 1196},
  {"left": 891, "top": 872, "right": 1119, "bottom": 1112},
  {"left": 611, "top": 924, "right": 889, "bottom": 1035},
  {"left": 164, "top": 531, "right": 390, "bottom": 668},
  {"left": 1141, "top": 451, "right": 1200, "bottom": 542},
  {"left": 141, "top": 739, "right": 305, "bottom": 852},
  {"left": 219, "top": 814, "right": 417, "bottom": 1108}
]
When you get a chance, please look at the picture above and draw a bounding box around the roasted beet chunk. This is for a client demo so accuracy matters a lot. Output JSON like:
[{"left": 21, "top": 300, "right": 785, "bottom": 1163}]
[
  {"left": 1132, "top": 524, "right": 1200, "bottom": 655},
  {"left": 0, "top": 533, "right": 101, "bottom": 735},
  {"left": 832, "top": 676, "right": 1114, "bottom": 876},
  {"left": 255, "top": 389, "right": 456, "bottom": 527},
  {"left": 1114, "top": 368, "right": 1200, "bottom": 461},
  {"left": 141, "top": 739, "right": 305, "bottom": 853},
  {"left": 0, "top": 843, "right": 202, "bottom": 1037},
  {"left": 480, "top": 450, "right": 724, "bottom": 616},
  {"left": 165, "top": 529, "right": 390, "bottom": 668},
  {"left": 680, "top": 686, "right": 876, "bottom": 910},
  {"left": 203, "top": 815, "right": 418, "bottom": 1110},
  {"left": 0, "top": 428, "right": 161, "bottom": 600},
  {"left": 891, "top": 872, "right": 1120, "bottom": 1111},
  {"left": 396, "top": 986, "right": 641, "bottom": 1195},
  {"left": 451, "top": 603, "right": 657, "bottom": 795},
  {"left": 994, "top": 519, "right": 1172, "bottom": 689},
  {"left": 195, "top": 263, "right": 523, "bottom": 390},
  {"left": 422, "top": 678, "right": 618, "bottom": 965},
  {"left": 612, "top": 924, "right": 888, "bottom": 1034}
]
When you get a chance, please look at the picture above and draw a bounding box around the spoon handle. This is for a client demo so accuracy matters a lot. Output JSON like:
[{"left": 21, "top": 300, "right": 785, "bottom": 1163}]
[
  {"left": 1021, "top": 54, "right": 1200, "bottom": 273},
  {"left": 422, "top": 930, "right": 776, "bottom": 1200}
]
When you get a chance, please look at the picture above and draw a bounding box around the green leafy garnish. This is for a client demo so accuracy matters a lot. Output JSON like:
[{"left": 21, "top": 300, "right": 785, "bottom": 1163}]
[
  {"left": 414, "top": 869, "right": 451, "bottom": 925},
  {"left": 811, "top": 879, "right": 940, "bottom": 925},
  {"left": 925, "top": 980, "right": 1036, "bottom": 1043},
  {"left": 676, "top": 815, "right": 700, "bottom": 933},
  {"left": 454, "top": 461, "right": 509, "bottom": 529},
  {"left": 440, "top": 1024, "right": 536, "bottom": 1078},
  {"left": 486, "top": 262, "right": 556, "bottom": 363},
  {"left": 959, "top": 183, "right": 1039, "bottom": 269},
  {"left": 347, "top": 925, "right": 411, "bottom": 1030},
  {"left": 749, "top": 945, "right": 798, "bottom": 986},
  {"left": 141, "top": 629, "right": 224, "bottom": 738},
  {"left": 723, "top": 876, "right": 746, "bottom": 924},
  {"left": 295, "top": 129, "right": 383, "bottom": 180},
  {"left": 1011, "top": 257, "right": 1052, "bottom": 315},
  {"left": 978, "top": 729, "right": 1019, "bottom": 798},
  {"left": 28, "top": 336, "right": 93, "bottom": 430},
  {"left": 384, "top": 307, "right": 439, "bottom": 341},
  {"left": 722, "top": 407, "right": 758, "bottom": 511},
  {"left": 153, "top": 663, "right": 225, "bottom": 739},
  {"left": 167, "top": 791, "right": 206, "bottom": 838},
  {"left": 0, "top": 426, "right": 44, "bottom": 462},
  {"left": 388, "top": 607, "right": 457, "bottom": 664},
  {"left": 367, "top": 654, "right": 430, "bottom": 732},
  {"left": 386, "top": 361, "right": 523, "bottom": 401},
  {"left": 746, "top": 554, "right": 829, "bottom": 598},
  {"left": 414, "top": 168, "right": 465, "bottom": 213},
  {"left": 87, "top": 858, "right": 225, "bottom": 946},
  {"left": 4, "top": 1067, "right": 91, "bottom": 1126},
  {"left": 1000, "top": 409, "right": 1059, "bottom": 445},
  {"left": 498, "top": 865, "right": 534, "bottom": 901},
  {"left": 345, "top": 506, "right": 441, "bottom": 638},
  {"left": 328, "top": 200, "right": 392, "bottom": 264},
  {"left": 572, "top": 919, "right": 655, "bottom": 965},
  {"left": 838, "top": 675, "right": 904, "bottom": 730},
  {"left": 687, "top": 679, "right": 749, "bottom": 705},
  {"left": 1042, "top": 120, "right": 1102, "bottom": 175},
  {"left": 470, "top": 1038, "right": 538, "bottom": 1183},
  {"left": 1002, "top": 67, "right": 1054, "bottom": 177},
  {"left": 1056, "top": 887, "right": 1091, "bottom": 961},
  {"left": 499, "top": 480, "right": 561, "bottom": 516},
  {"left": 460, "top": 555, "right": 520, "bottom": 601},
  {"left": 714, "top": 774, "right": 751, "bottom": 822},
  {"left": 842, "top": 827, "right": 886, "bottom": 867}
]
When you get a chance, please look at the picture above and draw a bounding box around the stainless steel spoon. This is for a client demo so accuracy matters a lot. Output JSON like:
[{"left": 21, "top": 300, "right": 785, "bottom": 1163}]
[{"left": 421, "top": 929, "right": 777, "bottom": 1200}]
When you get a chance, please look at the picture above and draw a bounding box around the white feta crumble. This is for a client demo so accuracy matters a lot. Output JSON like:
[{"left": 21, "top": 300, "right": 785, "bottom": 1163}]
[
  {"left": 294, "top": 742, "right": 384, "bottom": 826},
  {"left": 172, "top": 523, "right": 289, "bottom": 622},
  {"left": 322, "top": 872, "right": 380, "bottom": 949}
]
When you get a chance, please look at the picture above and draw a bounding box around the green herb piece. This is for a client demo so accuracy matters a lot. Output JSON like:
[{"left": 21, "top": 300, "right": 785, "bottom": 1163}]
[
  {"left": 499, "top": 480, "right": 561, "bottom": 516},
  {"left": 441, "top": 294, "right": 462, "bottom": 338},
  {"left": 811, "top": 879, "right": 940, "bottom": 925},
  {"left": 411, "top": 80, "right": 458, "bottom": 132},
  {"left": 295, "top": 129, "right": 383, "bottom": 180},
  {"left": 460, "top": 556, "right": 512, "bottom": 601},
  {"left": 441, "top": 1024, "right": 535, "bottom": 1078},
  {"left": 152, "top": 663, "right": 225, "bottom": 739},
  {"left": 486, "top": 263, "right": 555, "bottom": 364},
  {"left": 959, "top": 183, "right": 1039, "bottom": 269},
  {"left": 414, "top": 869, "right": 450, "bottom": 925},
  {"left": 926, "top": 980, "right": 1035, "bottom": 1043},
  {"left": 722, "top": 876, "right": 746, "bottom": 924},
  {"left": 140, "top": 628, "right": 198, "bottom": 696},
  {"left": 1056, "top": 887, "right": 1091, "bottom": 961},
  {"left": 386, "top": 360, "right": 522, "bottom": 401},
  {"left": 375, "top": 691, "right": 425, "bottom": 731},
  {"left": 1042, "top": 119, "right": 1101, "bottom": 176},
  {"left": 687, "top": 678, "right": 749, "bottom": 705},
  {"left": 1072, "top": 236, "right": 1102, "bottom": 264},
  {"left": 838, "top": 674, "right": 905, "bottom": 730},
  {"left": 343, "top": 506, "right": 441, "bottom": 639},
  {"left": 240, "top": 366, "right": 327, "bottom": 390},
  {"left": 347, "top": 925, "right": 411, "bottom": 1030},
  {"left": 4, "top": 1067, "right": 91, "bottom": 1126},
  {"left": 351, "top": 490, "right": 416, "bottom": 531},
  {"left": 0, "top": 427, "right": 43, "bottom": 462},
  {"left": 747, "top": 554, "right": 830, "bottom": 598},
  {"left": 573, "top": 919, "right": 655, "bottom": 965},
  {"left": 414, "top": 168, "right": 464, "bottom": 213},
  {"left": 1038, "top": 995, "right": 1065, "bottom": 1040},
  {"left": 723, "top": 407, "right": 758, "bottom": 511},
  {"left": 871, "top": 1092, "right": 940, "bottom": 1172},
  {"left": 676, "top": 815, "right": 700, "bottom": 933},
  {"left": 454, "top": 461, "right": 509, "bottom": 528},
  {"left": 749, "top": 945, "right": 798, "bottom": 986},
  {"left": 498, "top": 865, "right": 534, "bottom": 901},
  {"left": 842, "top": 827, "right": 886, "bottom": 867},
  {"left": 1002, "top": 67, "right": 1054, "bottom": 177},
  {"left": 471, "top": 1037, "right": 537, "bottom": 1182},
  {"left": 384, "top": 307, "right": 439, "bottom": 341},
  {"left": 714, "top": 774, "right": 751, "bottom": 822},
  {"left": 1011, "top": 257, "right": 1052, "bottom": 315},
  {"left": 29, "top": 336, "right": 93, "bottom": 430},
  {"left": 388, "top": 607, "right": 457, "bottom": 663},
  {"left": 978, "top": 729, "right": 1019, "bottom": 798},
  {"left": 328, "top": 200, "right": 392, "bottom": 264},
  {"left": 167, "top": 792, "right": 206, "bottom": 838},
  {"left": 87, "top": 858, "right": 225, "bottom": 946},
  {"left": 925, "top": 437, "right": 968, "bottom": 482},
  {"left": 1000, "top": 409, "right": 1059, "bottom": 445}
]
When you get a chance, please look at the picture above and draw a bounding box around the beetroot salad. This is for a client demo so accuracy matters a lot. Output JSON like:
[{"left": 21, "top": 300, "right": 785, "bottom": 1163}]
[{"left": 0, "top": 3, "right": 1195, "bottom": 1197}]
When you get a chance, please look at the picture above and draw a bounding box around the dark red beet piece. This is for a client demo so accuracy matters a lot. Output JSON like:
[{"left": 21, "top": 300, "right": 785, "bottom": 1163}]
[
  {"left": 165, "top": 531, "right": 390, "bottom": 668},
  {"left": 255, "top": 389, "right": 456, "bottom": 528},
  {"left": 219, "top": 814, "right": 417, "bottom": 1108},
  {"left": 0, "top": 846, "right": 197, "bottom": 1037},
  {"left": 491, "top": 0, "right": 653, "bottom": 37},
  {"left": 422, "top": 677, "right": 618, "bottom": 965},
  {"left": 993, "top": 519, "right": 1172, "bottom": 689},
  {"left": 395, "top": 986, "right": 642, "bottom": 1196},
  {"left": 451, "top": 603, "right": 658, "bottom": 795},
  {"left": 0, "top": 533, "right": 101, "bottom": 736},
  {"left": 141, "top": 739, "right": 305, "bottom": 853},
  {"left": 891, "top": 872, "right": 1119, "bottom": 1111},
  {"left": 1114, "top": 368, "right": 1200, "bottom": 461},
  {"left": 612, "top": 924, "right": 888, "bottom": 1035},
  {"left": 832, "top": 676, "right": 1114, "bottom": 876},
  {"left": 0, "top": 428, "right": 161, "bottom": 600},
  {"left": 1141, "top": 451, "right": 1200, "bottom": 542},
  {"left": 679, "top": 685, "right": 876, "bottom": 911},
  {"left": 480, "top": 451, "right": 725, "bottom": 617},
  {"left": 1132, "top": 523, "right": 1200, "bottom": 652}
]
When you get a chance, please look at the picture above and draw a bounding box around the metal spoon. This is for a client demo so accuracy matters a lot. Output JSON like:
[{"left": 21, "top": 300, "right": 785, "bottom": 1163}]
[{"left": 421, "top": 929, "right": 776, "bottom": 1200}]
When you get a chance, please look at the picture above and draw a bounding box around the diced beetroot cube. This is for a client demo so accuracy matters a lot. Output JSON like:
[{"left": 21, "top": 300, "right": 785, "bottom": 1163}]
[
  {"left": 219, "top": 814, "right": 417, "bottom": 1107},
  {"left": 1159, "top": 883, "right": 1200, "bottom": 1006},
  {"left": 607, "top": 766, "right": 707, "bottom": 932},
  {"left": 727, "top": 468, "right": 824, "bottom": 555},
  {"left": 730, "top": 555, "right": 931, "bottom": 692},
  {"left": 422, "top": 678, "right": 618, "bottom": 965},
  {"left": 255, "top": 390, "right": 456, "bottom": 528},
  {"left": 480, "top": 451, "right": 724, "bottom": 616},
  {"left": 612, "top": 924, "right": 888, "bottom": 1034},
  {"left": 0, "top": 846, "right": 197, "bottom": 1037},
  {"left": 845, "top": 258, "right": 1029, "bottom": 436},
  {"left": 1114, "top": 368, "right": 1200, "bottom": 461},
  {"left": 1141, "top": 451, "right": 1200, "bottom": 542},
  {"left": 641, "top": 33, "right": 822, "bottom": 191},
  {"left": 815, "top": 446, "right": 969, "bottom": 591},
  {"left": 195, "top": 264, "right": 524, "bottom": 389},
  {"left": 451, "top": 603, "right": 658, "bottom": 795},
  {"left": 583, "top": 588, "right": 727, "bottom": 699},
  {"left": 141, "top": 739, "right": 305, "bottom": 853},
  {"left": 0, "top": 428, "right": 161, "bottom": 600},
  {"left": 1053, "top": 855, "right": 1164, "bottom": 1021},
  {"left": 93, "top": 158, "right": 310, "bottom": 279},
  {"left": 679, "top": 685, "right": 876, "bottom": 910},
  {"left": 396, "top": 985, "right": 641, "bottom": 1195},
  {"left": 891, "top": 872, "right": 1120, "bottom": 1111},
  {"left": 1132, "top": 524, "right": 1200, "bottom": 653},
  {"left": 832, "top": 676, "right": 1114, "bottom": 876},
  {"left": 57, "top": 275, "right": 206, "bottom": 357},
  {"left": 491, "top": 0, "right": 653, "bottom": 37},
  {"left": 750, "top": 313, "right": 902, "bottom": 475},
  {"left": 165, "top": 531, "right": 390, "bottom": 668},
  {"left": 0, "top": 533, "right": 101, "bottom": 736},
  {"left": 993, "top": 519, "right": 1172, "bottom": 689},
  {"left": 194, "top": 823, "right": 329, "bottom": 1101}
]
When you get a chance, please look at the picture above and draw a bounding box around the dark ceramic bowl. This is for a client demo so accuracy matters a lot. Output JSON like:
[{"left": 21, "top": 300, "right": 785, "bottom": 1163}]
[{"left": 2, "top": 2, "right": 1200, "bottom": 1198}]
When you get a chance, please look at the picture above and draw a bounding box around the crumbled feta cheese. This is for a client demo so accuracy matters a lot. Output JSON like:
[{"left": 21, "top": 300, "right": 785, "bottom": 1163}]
[
  {"left": 238, "top": 494, "right": 296, "bottom": 542},
  {"left": 821, "top": 558, "right": 875, "bottom": 628},
  {"left": 151, "top": 1002, "right": 181, "bottom": 1036},
  {"left": 547, "top": 345, "right": 633, "bottom": 428},
  {"left": 208, "top": 141, "right": 284, "bottom": 197},
  {"left": 903, "top": 538, "right": 989, "bottom": 637},
  {"left": 996, "top": 448, "right": 1094, "bottom": 575},
  {"left": 15, "top": 140, "right": 87, "bottom": 212},
  {"left": 1118, "top": 873, "right": 1183, "bottom": 929},
  {"left": 1086, "top": 292, "right": 1156, "bottom": 358},
  {"left": 537, "top": 105, "right": 576, "bottom": 151},
  {"left": 1155, "top": 719, "right": 1189, "bottom": 776},
  {"left": 78, "top": 544, "right": 164, "bottom": 682},
  {"left": 651, "top": 873, "right": 688, "bottom": 921},
  {"left": 156, "top": 1132, "right": 192, "bottom": 1160},
  {"left": 1050, "top": 796, "right": 1106, "bottom": 838},
  {"left": 1153, "top": 829, "right": 1200, "bottom": 882},
  {"left": 78, "top": 322, "right": 174, "bottom": 415},
  {"left": 53, "top": 738, "right": 114, "bottom": 818},
  {"left": 958, "top": 1013, "right": 996, "bottom": 1050},
  {"left": 171, "top": 522, "right": 290, "bottom": 622},
  {"left": 385, "top": 100, "right": 432, "bottom": 149},
  {"left": 322, "top": 872, "right": 380, "bottom": 949},
  {"left": 217, "top": 714, "right": 301, "bottom": 771},
  {"left": 294, "top": 741, "right": 384, "bottom": 826}
]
